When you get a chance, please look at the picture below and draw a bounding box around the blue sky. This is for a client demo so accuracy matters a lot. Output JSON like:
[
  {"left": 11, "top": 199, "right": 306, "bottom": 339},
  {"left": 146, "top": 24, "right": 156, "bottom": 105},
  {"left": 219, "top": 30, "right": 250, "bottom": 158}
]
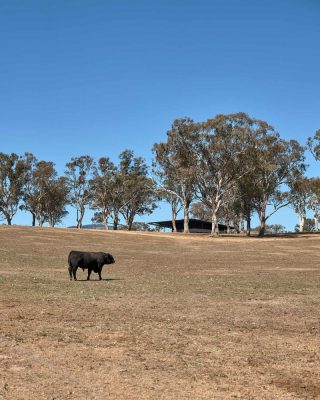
[{"left": 0, "top": 0, "right": 319, "bottom": 229}]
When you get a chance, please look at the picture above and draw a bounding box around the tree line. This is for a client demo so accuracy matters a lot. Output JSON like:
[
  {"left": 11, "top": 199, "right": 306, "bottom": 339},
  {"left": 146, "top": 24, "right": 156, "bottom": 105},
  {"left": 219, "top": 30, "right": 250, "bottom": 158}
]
[
  {"left": 0, "top": 150, "right": 156, "bottom": 231},
  {"left": 1, "top": 112, "right": 319, "bottom": 237}
]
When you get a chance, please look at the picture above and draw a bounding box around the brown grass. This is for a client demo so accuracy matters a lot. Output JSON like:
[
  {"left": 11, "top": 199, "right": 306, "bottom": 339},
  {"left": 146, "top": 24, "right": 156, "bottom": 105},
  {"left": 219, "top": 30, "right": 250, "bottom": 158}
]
[{"left": 1, "top": 226, "right": 320, "bottom": 399}]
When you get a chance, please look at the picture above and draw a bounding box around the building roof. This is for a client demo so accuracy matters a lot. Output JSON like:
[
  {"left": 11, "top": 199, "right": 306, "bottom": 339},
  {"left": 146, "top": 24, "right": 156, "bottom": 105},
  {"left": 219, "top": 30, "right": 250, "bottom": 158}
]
[{"left": 149, "top": 218, "right": 230, "bottom": 231}]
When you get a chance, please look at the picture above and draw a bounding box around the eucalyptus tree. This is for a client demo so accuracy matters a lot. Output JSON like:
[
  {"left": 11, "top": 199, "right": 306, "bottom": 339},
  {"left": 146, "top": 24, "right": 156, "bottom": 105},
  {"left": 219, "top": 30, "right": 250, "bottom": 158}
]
[
  {"left": 267, "top": 224, "right": 286, "bottom": 234},
  {"left": 65, "top": 155, "right": 95, "bottom": 229},
  {"left": 20, "top": 153, "right": 38, "bottom": 225},
  {"left": 306, "top": 131, "right": 320, "bottom": 230},
  {"left": 252, "top": 129, "right": 305, "bottom": 237},
  {"left": 289, "top": 177, "right": 310, "bottom": 232},
  {"left": 236, "top": 168, "right": 263, "bottom": 236},
  {"left": 218, "top": 186, "right": 240, "bottom": 234},
  {"left": 307, "top": 129, "right": 320, "bottom": 159},
  {"left": 118, "top": 150, "right": 157, "bottom": 231},
  {"left": 308, "top": 178, "right": 320, "bottom": 230},
  {"left": 42, "top": 177, "right": 69, "bottom": 227},
  {"left": 0, "top": 152, "right": 27, "bottom": 225},
  {"left": 91, "top": 157, "right": 117, "bottom": 230},
  {"left": 153, "top": 118, "right": 199, "bottom": 233},
  {"left": 195, "top": 113, "right": 255, "bottom": 235},
  {"left": 108, "top": 171, "right": 126, "bottom": 230},
  {"left": 190, "top": 202, "right": 212, "bottom": 221},
  {"left": 22, "top": 155, "right": 59, "bottom": 226},
  {"left": 155, "top": 174, "right": 182, "bottom": 232}
]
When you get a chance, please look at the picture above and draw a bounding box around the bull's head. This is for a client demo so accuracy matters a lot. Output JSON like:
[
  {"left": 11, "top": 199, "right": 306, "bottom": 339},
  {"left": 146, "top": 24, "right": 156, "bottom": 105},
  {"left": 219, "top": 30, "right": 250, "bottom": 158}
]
[{"left": 104, "top": 253, "right": 115, "bottom": 264}]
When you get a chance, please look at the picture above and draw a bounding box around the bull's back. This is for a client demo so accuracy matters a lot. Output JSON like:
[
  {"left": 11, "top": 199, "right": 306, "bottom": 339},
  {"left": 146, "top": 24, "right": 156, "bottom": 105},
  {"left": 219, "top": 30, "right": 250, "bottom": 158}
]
[{"left": 68, "top": 251, "right": 85, "bottom": 267}]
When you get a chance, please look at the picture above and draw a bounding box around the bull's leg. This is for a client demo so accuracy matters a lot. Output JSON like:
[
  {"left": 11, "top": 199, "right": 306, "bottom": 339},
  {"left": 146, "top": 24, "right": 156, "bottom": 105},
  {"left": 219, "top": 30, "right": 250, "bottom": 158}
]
[
  {"left": 98, "top": 268, "right": 102, "bottom": 281},
  {"left": 72, "top": 266, "right": 78, "bottom": 281},
  {"left": 68, "top": 265, "right": 73, "bottom": 280},
  {"left": 87, "top": 268, "right": 92, "bottom": 280}
]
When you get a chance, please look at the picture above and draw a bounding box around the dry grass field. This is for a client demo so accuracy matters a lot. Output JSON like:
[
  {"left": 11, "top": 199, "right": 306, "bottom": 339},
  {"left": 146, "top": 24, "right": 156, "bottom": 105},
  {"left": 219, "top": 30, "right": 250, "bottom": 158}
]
[{"left": 1, "top": 226, "right": 320, "bottom": 400}]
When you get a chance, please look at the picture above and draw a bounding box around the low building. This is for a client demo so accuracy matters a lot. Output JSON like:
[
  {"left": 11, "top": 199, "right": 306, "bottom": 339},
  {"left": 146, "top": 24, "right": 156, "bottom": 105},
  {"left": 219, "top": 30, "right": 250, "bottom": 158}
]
[{"left": 149, "top": 218, "right": 231, "bottom": 233}]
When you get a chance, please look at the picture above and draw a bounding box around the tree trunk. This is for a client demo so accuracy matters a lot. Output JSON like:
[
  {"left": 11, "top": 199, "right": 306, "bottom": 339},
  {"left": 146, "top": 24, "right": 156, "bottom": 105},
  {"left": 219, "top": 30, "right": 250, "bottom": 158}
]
[
  {"left": 32, "top": 213, "right": 36, "bottom": 227},
  {"left": 172, "top": 219, "right": 177, "bottom": 232},
  {"left": 314, "top": 216, "right": 319, "bottom": 231},
  {"left": 6, "top": 215, "right": 12, "bottom": 225},
  {"left": 299, "top": 214, "right": 305, "bottom": 232},
  {"left": 77, "top": 207, "right": 85, "bottom": 229},
  {"left": 183, "top": 205, "right": 190, "bottom": 233},
  {"left": 113, "top": 213, "right": 119, "bottom": 230},
  {"left": 246, "top": 210, "right": 251, "bottom": 236},
  {"left": 211, "top": 212, "right": 219, "bottom": 236},
  {"left": 239, "top": 212, "right": 245, "bottom": 233},
  {"left": 127, "top": 216, "right": 134, "bottom": 231},
  {"left": 258, "top": 207, "right": 267, "bottom": 237},
  {"left": 35, "top": 210, "right": 41, "bottom": 227},
  {"left": 246, "top": 216, "right": 251, "bottom": 237},
  {"left": 103, "top": 211, "right": 109, "bottom": 230},
  {"left": 172, "top": 206, "right": 177, "bottom": 232},
  {"left": 234, "top": 222, "right": 240, "bottom": 234},
  {"left": 226, "top": 222, "right": 230, "bottom": 234}
]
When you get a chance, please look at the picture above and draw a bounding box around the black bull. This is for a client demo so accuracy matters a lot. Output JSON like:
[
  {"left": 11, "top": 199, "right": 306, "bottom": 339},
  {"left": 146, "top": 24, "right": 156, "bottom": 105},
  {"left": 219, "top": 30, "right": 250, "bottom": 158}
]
[{"left": 68, "top": 250, "right": 115, "bottom": 281}]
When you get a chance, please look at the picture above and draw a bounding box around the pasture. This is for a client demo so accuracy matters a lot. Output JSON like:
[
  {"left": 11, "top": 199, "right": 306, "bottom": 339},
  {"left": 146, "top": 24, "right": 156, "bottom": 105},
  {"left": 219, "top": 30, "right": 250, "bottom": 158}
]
[{"left": 1, "top": 226, "right": 320, "bottom": 399}]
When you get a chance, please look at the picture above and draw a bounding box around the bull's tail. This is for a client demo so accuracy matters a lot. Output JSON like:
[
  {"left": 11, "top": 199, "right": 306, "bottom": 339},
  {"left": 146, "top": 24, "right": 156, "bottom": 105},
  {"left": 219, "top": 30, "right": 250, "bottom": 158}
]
[
  {"left": 68, "top": 252, "right": 73, "bottom": 280},
  {"left": 67, "top": 252, "right": 71, "bottom": 267}
]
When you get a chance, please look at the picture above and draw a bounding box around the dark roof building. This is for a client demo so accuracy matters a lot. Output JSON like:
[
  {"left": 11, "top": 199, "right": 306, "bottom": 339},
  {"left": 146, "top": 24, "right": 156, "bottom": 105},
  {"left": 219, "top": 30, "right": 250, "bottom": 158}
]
[{"left": 149, "top": 218, "right": 231, "bottom": 233}]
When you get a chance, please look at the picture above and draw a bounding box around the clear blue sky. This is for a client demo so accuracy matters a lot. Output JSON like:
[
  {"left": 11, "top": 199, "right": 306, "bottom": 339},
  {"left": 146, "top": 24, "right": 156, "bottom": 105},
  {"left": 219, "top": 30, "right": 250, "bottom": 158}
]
[{"left": 0, "top": 0, "right": 319, "bottom": 229}]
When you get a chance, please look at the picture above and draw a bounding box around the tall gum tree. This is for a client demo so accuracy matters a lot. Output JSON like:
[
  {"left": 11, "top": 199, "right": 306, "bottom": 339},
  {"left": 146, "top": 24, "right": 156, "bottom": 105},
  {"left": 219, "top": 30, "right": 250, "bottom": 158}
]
[
  {"left": 0, "top": 152, "right": 27, "bottom": 225},
  {"left": 43, "top": 177, "right": 69, "bottom": 227},
  {"left": 153, "top": 118, "right": 199, "bottom": 233},
  {"left": 21, "top": 153, "right": 38, "bottom": 226},
  {"left": 196, "top": 113, "right": 256, "bottom": 236},
  {"left": 153, "top": 171, "right": 182, "bottom": 232},
  {"left": 118, "top": 150, "right": 157, "bottom": 231},
  {"left": 22, "top": 155, "right": 60, "bottom": 226},
  {"left": 307, "top": 129, "right": 320, "bottom": 159},
  {"left": 108, "top": 172, "right": 125, "bottom": 230},
  {"left": 307, "top": 131, "right": 320, "bottom": 230},
  {"left": 91, "top": 157, "right": 117, "bottom": 230},
  {"left": 252, "top": 128, "right": 305, "bottom": 237},
  {"left": 289, "top": 177, "right": 310, "bottom": 232},
  {"left": 65, "top": 155, "right": 95, "bottom": 229},
  {"left": 307, "top": 178, "right": 320, "bottom": 230},
  {"left": 160, "top": 188, "right": 182, "bottom": 233},
  {"left": 236, "top": 165, "right": 266, "bottom": 236}
]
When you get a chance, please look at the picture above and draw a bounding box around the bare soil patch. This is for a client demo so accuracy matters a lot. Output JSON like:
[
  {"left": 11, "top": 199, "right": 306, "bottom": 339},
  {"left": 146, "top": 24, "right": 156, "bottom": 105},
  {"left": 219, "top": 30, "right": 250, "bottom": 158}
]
[{"left": 1, "top": 226, "right": 320, "bottom": 399}]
